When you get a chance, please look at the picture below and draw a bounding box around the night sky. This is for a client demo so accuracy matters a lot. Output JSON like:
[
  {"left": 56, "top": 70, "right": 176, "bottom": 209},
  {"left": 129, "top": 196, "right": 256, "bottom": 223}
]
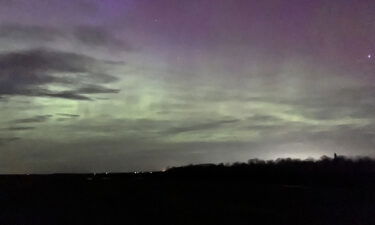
[{"left": 1, "top": 0, "right": 375, "bottom": 173}]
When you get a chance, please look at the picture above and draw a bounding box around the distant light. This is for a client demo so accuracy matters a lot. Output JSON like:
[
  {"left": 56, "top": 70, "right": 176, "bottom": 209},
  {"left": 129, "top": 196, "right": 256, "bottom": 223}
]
[{"left": 368, "top": 54, "right": 372, "bottom": 59}]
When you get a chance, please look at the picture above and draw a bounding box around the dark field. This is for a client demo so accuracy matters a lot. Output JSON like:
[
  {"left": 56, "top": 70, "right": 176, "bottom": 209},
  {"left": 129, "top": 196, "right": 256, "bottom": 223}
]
[{"left": 1, "top": 158, "right": 375, "bottom": 225}]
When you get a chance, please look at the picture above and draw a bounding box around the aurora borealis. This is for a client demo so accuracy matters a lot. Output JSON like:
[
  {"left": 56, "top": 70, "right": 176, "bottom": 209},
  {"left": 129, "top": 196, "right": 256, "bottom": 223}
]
[{"left": 1, "top": 0, "right": 375, "bottom": 173}]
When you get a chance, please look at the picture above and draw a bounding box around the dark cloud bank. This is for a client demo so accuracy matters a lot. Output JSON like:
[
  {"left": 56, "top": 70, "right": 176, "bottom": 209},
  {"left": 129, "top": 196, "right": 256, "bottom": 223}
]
[{"left": 0, "top": 48, "right": 120, "bottom": 101}]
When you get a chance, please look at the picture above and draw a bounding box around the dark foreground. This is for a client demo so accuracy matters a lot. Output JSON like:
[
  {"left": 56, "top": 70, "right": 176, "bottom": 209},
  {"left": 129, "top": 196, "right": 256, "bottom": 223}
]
[{"left": 1, "top": 158, "right": 375, "bottom": 225}]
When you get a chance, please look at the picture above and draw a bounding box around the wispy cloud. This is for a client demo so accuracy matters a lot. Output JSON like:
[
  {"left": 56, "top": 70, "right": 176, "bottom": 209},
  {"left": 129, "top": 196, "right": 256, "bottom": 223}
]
[
  {"left": 72, "top": 25, "right": 132, "bottom": 51},
  {"left": 0, "top": 23, "right": 132, "bottom": 51},
  {"left": 3, "top": 126, "right": 35, "bottom": 131},
  {"left": 12, "top": 115, "right": 52, "bottom": 124},
  {"left": 57, "top": 113, "right": 80, "bottom": 118},
  {"left": 163, "top": 119, "right": 240, "bottom": 135}
]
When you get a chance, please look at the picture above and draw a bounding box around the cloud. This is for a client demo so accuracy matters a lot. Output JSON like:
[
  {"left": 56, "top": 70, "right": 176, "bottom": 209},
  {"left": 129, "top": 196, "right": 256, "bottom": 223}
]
[
  {"left": 56, "top": 113, "right": 80, "bottom": 122},
  {"left": 272, "top": 85, "right": 375, "bottom": 121},
  {"left": 4, "top": 126, "right": 35, "bottom": 131},
  {"left": 304, "top": 124, "right": 375, "bottom": 151},
  {"left": 0, "top": 48, "right": 120, "bottom": 100},
  {"left": 40, "top": 90, "right": 93, "bottom": 101},
  {"left": 0, "top": 23, "right": 61, "bottom": 42},
  {"left": 12, "top": 115, "right": 52, "bottom": 124},
  {"left": 247, "top": 114, "right": 284, "bottom": 123},
  {"left": 57, "top": 113, "right": 80, "bottom": 118},
  {"left": 163, "top": 119, "right": 240, "bottom": 135},
  {"left": 75, "top": 85, "right": 120, "bottom": 94},
  {"left": 58, "top": 117, "right": 241, "bottom": 143},
  {"left": 0, "top": 23, "right": 132, "bottom": 51},
  {"left": 72, "top": 25, "right": 132, "bottom": 51}
]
